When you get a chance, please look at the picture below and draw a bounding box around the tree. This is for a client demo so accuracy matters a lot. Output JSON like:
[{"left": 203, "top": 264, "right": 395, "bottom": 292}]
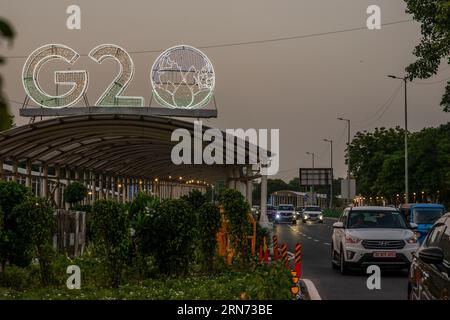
[
  {"left": 197, "top": 202, "right": 221, "bottom": 273},
  {"left": 347, "top": 124, "right": 450, "bottom": 206},
  {"left": 219, "top": 189, "right": 251, "bottom": 265},
  {"left": 181, "top": 189, "right": 207, "bottom": 210},
  {"left": 0, "top": 181, "right": 32, "bottom": 271},
  {"left": 64, "top": 181, "right": 87, "bottom": 208},
  {"left": 347, "top": 127, "right": 404, "bottom": 197},
  {"left": 0, "top": 18, "right": 15, "bottom": 131},
  {"left": 405, "top": 0, "right": 450, "bottom": 111},
  {"left": 12, "top": 197, "right": 56, "bottom": 286},
  {"left": 91, "top": 200, "right": 130, "bottom": 288},
  {"left": 152, "top": 199, "right": 197, "bottom": 275}
]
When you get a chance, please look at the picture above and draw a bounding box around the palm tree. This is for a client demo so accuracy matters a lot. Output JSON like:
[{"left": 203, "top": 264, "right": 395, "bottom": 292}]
[{"left": 0, "top": 18, "right": 15, "bottom": 131}]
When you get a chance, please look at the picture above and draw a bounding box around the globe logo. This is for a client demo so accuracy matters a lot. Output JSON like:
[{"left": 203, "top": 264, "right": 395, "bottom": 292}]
[{"left": 151, "top": 45, "right": 215, "bottom": 109}]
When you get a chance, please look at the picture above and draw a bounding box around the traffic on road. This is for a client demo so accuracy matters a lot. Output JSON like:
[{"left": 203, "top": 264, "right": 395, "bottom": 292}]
[{"left": 272, "top": 203, "right": 449, "bottom": 300}]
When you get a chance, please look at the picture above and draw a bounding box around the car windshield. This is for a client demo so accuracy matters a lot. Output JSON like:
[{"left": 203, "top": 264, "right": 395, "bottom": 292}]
[
  {"left": 347, "top": 210, "right": 408, "bottom": 229},
  {"left": 305, "top": 207, "right": 321, "bottom": 211},
  {"left": 267, "top": 206, "right": 274, "bottom": 210},
  {"left": 278, "top": 205, "right": 294, "bottom": 211},
  {"left": 412, "top": 208, "right": 443, "bottom": 224}
]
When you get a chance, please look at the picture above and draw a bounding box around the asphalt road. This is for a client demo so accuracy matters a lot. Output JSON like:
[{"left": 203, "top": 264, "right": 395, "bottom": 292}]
[{"left": 275, "top": 218, "right": 409, "bottom": 300}]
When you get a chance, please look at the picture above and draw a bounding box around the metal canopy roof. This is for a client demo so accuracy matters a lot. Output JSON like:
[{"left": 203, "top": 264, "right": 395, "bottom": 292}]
[{"left": 0, "top": 114, "right": 263, "bottom": 182}]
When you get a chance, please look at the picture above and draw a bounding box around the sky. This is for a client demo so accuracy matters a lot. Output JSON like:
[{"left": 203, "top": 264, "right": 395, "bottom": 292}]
[{"left": 1, "top": 0, "right": 449, "bottom": 181}]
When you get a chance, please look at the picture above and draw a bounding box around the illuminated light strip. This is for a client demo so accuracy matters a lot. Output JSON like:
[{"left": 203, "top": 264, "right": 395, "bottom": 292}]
[
  {"left": 22, "top": 44, "right": 88, "bottom": 109},
  {"left": 89, "top": 44, "right": 144, "bottom": 107},
  {"left": 150, "top": 45, "right": 215, "bottom": 110}
]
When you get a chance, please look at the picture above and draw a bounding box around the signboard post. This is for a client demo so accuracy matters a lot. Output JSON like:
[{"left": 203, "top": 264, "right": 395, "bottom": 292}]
[{"left": 299, "top": 168, "right": 333, "bottom": 207}]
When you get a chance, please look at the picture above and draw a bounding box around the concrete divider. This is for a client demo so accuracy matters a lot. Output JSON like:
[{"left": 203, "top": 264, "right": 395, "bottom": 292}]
[{"left": 302, "top": 279, "right": 322, "bottom": 300}]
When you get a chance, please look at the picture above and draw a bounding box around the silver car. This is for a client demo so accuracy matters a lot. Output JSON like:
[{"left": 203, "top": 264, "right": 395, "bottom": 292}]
[
  {"left": 331, "top": 206, "right": 419, "bottom": 274},
  {"left": 274, "top": 204, "right": 297, "bottom": 224},
  {"left": 302, "top": 206, "right": 324, "bottom": 223}
]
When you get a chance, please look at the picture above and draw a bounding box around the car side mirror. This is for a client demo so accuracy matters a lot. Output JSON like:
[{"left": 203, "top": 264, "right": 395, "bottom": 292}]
[
  {"left": 418, "top": 247, "right": 444, "bottom": 265},
  {"left": 333, "top": 222, "right": 344, "bottom": 228},
  {"left": 409, "top": 223, "right": 418, "bottom": 229}
]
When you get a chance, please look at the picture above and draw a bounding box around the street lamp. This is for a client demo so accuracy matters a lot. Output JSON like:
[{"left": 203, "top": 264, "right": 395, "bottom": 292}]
[
  {"left": 306, "top": 152, "right": 315, "bottom": 168},
  {"left": 388, "top": 74, "right": 409, "bottom": 204},
  {"left": 338, "top": 117, "right": 351, "bottom": 203},
  {"left": 323, "top": 139, "right": 333, "bottom": 208}
]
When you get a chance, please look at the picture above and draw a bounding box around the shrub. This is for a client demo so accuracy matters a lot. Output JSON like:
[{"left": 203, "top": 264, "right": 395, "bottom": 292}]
[
  {"left": 128, "top": 192, "right": 158, "bottom": 220},
  {"left": 129, "top": 195, "right": 161, "bottom": 277},
  {"left": 181, "top": 189, "right": 207, "bottom": 210},
  {"left": 0, "top": 180, "right": 32, "bottom": 270},
  {"left": 255, "top": 224, "right": 271, "bottom": 250},
  {"left": 197, "top": 202, "right": 221, "bottom": 273},
  {"left": 219, "top": 189, "right": 251, "bottom": 264},
  {"left": 152, "top": 199, "right": 197, "bottom": 276},
  {"left": 64, "top": 182, "right": 87, "bottom": 208},
  {"left": 12, "top": 197, "right": 56, "bottom": 286},
  {"left": 0, "top": 265, "right": 33, "bottom": 290},
  {"left": 91, "top": 200, "right": 130, "bottom": 288}
]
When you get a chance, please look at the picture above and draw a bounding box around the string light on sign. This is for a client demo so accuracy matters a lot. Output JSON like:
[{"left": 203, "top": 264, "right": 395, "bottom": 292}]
[
  {"left": 151, "top": 45, "right": 215, "bottom": 109},
  {"left": 22, "top": 44, "right": 88, "bottom": 108}
]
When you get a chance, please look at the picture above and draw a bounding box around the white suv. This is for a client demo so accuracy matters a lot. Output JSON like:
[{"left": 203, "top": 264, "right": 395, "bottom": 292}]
[{"left": 331, "top": 206, "right": 419, "bottom": 274}]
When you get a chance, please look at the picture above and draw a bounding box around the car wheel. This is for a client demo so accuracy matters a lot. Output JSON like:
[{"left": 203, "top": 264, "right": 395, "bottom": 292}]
[
  {"left": 319, "top": 220, "right": 324, "bottom": 224},
  {"left": 331, "top": 245, "right": 339, "bottom": 269},
  {"left": 340, "top": 246, "right": 349, "bottom": 275}
]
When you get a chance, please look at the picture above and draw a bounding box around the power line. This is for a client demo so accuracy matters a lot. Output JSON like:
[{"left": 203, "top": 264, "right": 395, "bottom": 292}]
[
  {"left": 2, "top": 19, "right": 414, "bottom": 59},
  {"left": 357, "top": 82, "right": 403, "bottom": 126},
  {"left": 357, "top": 82, "right": 403, "bottom": 128}
]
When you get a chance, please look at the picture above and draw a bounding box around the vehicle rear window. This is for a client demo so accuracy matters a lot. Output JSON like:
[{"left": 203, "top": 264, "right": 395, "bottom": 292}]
[
  {"left": 278, "top": 205, "right": 294, "bottom": 211},
  {"left": 305, "top": 207, "right": 321, "bottom": 211},
  {"left": 347, "top": 210, "right": 408, "bottom": 229},
  {"left": 412, "top": 208, "right": 444, "bottom": 224}
]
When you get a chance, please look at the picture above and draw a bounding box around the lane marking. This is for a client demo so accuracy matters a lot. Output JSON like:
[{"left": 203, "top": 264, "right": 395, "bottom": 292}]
[
  {"left": 314, "top": 239, "right": 319, "bottom": 242},
  {"left": 324, "top": 242, "right": 331, "bottom": 246}
]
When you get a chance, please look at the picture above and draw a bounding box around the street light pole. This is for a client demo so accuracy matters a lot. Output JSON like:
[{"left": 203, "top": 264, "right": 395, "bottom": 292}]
[
  {"left": 338, "top": 117, "right": 351, "bottom": 203},
  {"left": 306, "top": 152, "right": 315, "bottom": 168},
  {"left": 306, "top": 152, "right": 315, "bottom": 203},
  {"left": 323, "top": 139, "right": 333, "bottom": 209},
  {"left": 388, "top": 75, "right": 409, "bottom": 204}
]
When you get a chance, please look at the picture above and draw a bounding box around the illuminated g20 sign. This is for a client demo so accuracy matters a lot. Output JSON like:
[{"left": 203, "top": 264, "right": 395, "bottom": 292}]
[{"left": 22, "top": 44, "right": 215, "bottom": 109}]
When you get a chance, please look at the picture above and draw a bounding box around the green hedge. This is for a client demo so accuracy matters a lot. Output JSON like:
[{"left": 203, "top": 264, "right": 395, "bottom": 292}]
[
  {"left": 0, "top": 262, "right": 291, "bottom": 300},
  {"left": 322, "top": 209, "right": 342, "bottom": 218}
]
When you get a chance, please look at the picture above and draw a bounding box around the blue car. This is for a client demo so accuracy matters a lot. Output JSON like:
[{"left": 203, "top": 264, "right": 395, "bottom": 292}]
[{"left": 399, "top": 203, "right": 445, "bottom": 243}]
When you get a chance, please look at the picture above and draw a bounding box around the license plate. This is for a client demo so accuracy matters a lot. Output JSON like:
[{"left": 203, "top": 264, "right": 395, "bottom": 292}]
[{"left": 373, "top": 251, "right": 396, "bottom": 258}]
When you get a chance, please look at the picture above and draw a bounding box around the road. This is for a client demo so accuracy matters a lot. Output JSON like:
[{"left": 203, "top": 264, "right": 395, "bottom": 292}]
[{"left": 275, "top": 218, "right": 409, "bottom": 300}]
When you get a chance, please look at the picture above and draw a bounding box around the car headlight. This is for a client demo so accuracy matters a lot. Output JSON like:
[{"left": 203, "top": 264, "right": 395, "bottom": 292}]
[
  {"left": 319, "top": 215, "right": 323, "bottom": 220},
  {"left": 407, "top": 234, "right": 418, "bottom": 244},
  {"left": 276, "top": 214, "right": 280, "bottom": 219},
  {"left": 345, "top": 234, "right": 361, "bottom": 244}
]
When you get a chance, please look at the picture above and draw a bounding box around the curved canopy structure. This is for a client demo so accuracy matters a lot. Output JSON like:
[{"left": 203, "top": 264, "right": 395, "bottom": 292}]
[{"left": 0, "top": 114, "right": 259, "bottom": 183}]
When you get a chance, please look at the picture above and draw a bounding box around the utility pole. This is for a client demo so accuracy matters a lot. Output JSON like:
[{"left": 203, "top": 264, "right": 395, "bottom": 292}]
[
  {"left": 338, "top": 117, "right": 351, "bottom": 204},
  {"left": 306, "top": 152, "right": 315, "bottom": 205},
  {"left": 306, "top": 152, "right": 315, "bottom": 168},
  {"left": 388, "top": 75, "right": 409, "bottom": 204},
  {"left": 323, "top": 139, "right": 333, "bottom": 209}
]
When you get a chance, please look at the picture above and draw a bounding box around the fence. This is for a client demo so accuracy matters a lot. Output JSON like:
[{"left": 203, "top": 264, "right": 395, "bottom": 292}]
[{"left": 53, "top": 209, "right": 86, "bottom": 258}]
